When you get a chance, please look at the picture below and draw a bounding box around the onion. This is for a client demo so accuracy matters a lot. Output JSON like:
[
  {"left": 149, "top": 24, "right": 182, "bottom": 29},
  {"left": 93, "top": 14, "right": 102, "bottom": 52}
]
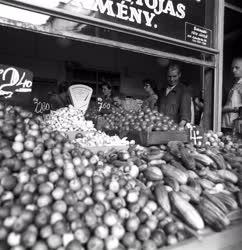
[
  {"left": 94, "top": 224, "right": 109, "bottom": 239},
  {"left": 52, "top": 187, "right": 65, "bottom": 200},
  {"left": 74, "top": 227, "right": 90, "bottom": 244},
  {"left": 47, "top": 234, "right": 62, "bottom": 249},
  {"left": 103, "top": 211, "right": 119, "bottom": 227},
  {"left": 105, "top": 235, "right": 119, "bottom": 250},
  {"left": 7, "top": 232, "right": 21, "bottom": 246}
]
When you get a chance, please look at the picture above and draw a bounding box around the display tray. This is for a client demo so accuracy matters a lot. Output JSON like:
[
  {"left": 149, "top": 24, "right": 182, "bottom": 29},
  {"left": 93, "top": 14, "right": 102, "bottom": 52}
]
[{"left": 162, "top": 222, "right": 242, "bottom": 250}]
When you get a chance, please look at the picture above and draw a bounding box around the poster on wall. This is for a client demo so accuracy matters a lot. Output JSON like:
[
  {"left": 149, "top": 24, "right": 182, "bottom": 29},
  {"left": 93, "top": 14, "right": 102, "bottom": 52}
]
[{"left": 0, "top": 64, "right": 33, "bottom": 108}]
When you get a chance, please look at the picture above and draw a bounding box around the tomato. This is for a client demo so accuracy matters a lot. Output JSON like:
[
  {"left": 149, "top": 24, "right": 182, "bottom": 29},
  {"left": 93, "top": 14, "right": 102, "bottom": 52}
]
[
  {"left": 65, "top": 239, "right": 84, "bottom": 250},
  {"left": 164, "top": 222, "right": 178, "bottom": 234},
  {"left": 178, "top": 126, "right": 185, "bottom": 131},
  {"left": 121, "top": 232, "right": 136, "bottom": 247},
  {"left": 103, "top": 211, "right": 119, "bottom": 227},
  {"left": 136, "top": 225, "right": 151, "bottom": 241},
  {"left": 87, "top": 236, "right": 104, "bottom": 250},
  {"left": 161, "top": 125, "right": 169, "bottom": 131},
  {"left": 126, "top": 216, "right": 140, "bottom": 232},
  {"left": 151, "top": 230, "right": 166, "bottom": 247},
  {"left": 142, "top": 240, "right": 157, "bottom": 250},
  {"left": 94, "top": 224, "right": 109, "bottom": 239},
  {"left": 74, "top": 227, "right": 90, "bottom": 244}
]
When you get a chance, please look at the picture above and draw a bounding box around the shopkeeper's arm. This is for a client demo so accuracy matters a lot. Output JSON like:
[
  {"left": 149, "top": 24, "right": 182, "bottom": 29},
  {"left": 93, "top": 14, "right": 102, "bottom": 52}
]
[
  {"left": 179, "top": 91, "right": 192, "bottom": 126},
  {"left": 222, "top": 106, "right": 239, "bottom": 113},
  {"left": 222, "top": 89, "right": 241, "bottom": 113}
]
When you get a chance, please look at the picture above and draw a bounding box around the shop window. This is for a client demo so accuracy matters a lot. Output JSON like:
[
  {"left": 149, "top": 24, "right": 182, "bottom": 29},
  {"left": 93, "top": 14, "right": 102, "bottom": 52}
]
[{"left": 65, "top": 62, "right": 120, "bottom": 100}]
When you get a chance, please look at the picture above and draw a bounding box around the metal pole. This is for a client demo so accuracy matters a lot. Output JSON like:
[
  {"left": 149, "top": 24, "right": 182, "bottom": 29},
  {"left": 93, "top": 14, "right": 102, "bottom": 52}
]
[{"left": 213, "top": 0, "right": 225, "bottom": 132}]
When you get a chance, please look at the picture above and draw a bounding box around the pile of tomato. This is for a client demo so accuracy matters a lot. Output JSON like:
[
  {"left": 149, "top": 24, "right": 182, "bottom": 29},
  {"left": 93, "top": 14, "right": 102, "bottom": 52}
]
[{"left": 102, "top": 107, "right": 182, "bottom": 132}]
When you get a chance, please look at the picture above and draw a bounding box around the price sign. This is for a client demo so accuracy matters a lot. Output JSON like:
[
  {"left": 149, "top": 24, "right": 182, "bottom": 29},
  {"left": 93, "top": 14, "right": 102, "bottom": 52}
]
[
  {"left": 97, "top": 97, "right": 112, "bottom": 114},
  {"left": 68, "top": 84, "right": 93, "bottom": 113},
  {"left": 0, "top": 64, "right": 33, "bottom": 108},
  {"left": 0, "top": 65, "right": 33, "bottom": 99},
  {"left": 33, "top": 98, "right": 51, "bottom": 114}
]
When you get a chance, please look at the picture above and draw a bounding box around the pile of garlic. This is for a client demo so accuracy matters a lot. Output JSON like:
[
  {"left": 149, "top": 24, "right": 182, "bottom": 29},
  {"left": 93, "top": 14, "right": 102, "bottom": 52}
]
[
  {"left": 75, "top": 131, "right": 131, "bottom": 147},
  {"left": 43, "top": 105, "right": 95, "bottom": 132}
]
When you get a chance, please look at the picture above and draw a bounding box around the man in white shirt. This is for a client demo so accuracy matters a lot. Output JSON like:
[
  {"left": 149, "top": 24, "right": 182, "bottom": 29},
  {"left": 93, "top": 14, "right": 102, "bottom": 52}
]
[{"left": 222, "top": 57, "right": 242, "bottom": 129}]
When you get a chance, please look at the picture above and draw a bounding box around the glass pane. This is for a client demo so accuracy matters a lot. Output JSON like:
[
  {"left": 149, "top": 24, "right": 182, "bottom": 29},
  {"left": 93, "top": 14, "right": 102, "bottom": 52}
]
[
  {"left": 0, "top": 22, "right": 214, "bottom": 129},
  {"left": 224, "top": 8, "right": 242, "bottom": 35},
  {"left": 0, "top": 3, "right": 49, "bottom": 25}
]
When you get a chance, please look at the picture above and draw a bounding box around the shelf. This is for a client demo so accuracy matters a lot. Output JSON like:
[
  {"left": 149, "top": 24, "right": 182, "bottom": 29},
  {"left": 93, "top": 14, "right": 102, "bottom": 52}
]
[{"left": 163, "top": 222, "right": 242, "bottom": 250}]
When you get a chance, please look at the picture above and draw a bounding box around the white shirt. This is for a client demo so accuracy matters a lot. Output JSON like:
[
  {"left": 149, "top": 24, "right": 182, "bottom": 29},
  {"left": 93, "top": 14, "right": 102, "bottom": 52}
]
[
  {"left": 166, "top": 85, "right": 177, "bottom": 96},
  {"left": 222, "top": 78, "right": 242, "bottom": 128}
]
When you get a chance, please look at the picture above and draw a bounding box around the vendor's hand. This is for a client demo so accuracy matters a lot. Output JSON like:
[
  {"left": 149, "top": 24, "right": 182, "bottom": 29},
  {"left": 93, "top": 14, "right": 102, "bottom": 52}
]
[
  {"left": 234, "top": 107, "right": 240, "bottom": 112},
  {"left": 179, "top": 120, "right": 187, "bottom": 127}
]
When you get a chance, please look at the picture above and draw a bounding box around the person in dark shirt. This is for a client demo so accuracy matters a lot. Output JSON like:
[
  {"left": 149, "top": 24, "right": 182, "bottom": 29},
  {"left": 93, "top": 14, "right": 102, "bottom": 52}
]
[
  {"left": 158, "top": 63, "right": 192, "bottom": 126},
  {"left": 222, "top": 57, "right": 242, "bottom": 129},
  {"left": 142, "top": 78, "right": 158, "bottom": 110},
  {"left": 97, "top": 81, "right": 114, "bottom": 115},
  {"left": 49, "top": 81, "right": 71, "bottom": 110}
]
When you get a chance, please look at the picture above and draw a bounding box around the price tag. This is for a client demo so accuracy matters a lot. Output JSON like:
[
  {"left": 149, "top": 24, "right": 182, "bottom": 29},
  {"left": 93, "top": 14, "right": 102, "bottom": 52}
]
[
  {"left": 68, "top": 84, "right": 93, "bottom": 113},
  {"left": 0, "top": 64, "right": 33, "bottom": 99},
  {"left": 97, "top": 97, "right": 112, "bottom": 113}
]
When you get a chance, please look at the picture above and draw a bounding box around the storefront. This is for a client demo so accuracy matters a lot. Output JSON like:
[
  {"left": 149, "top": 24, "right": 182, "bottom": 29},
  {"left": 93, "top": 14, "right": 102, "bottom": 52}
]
[
  {"left": 0, "top": 0, "right": 223, "bottom": 131},
  {"left": 0, "top": 2, "right": 241, "bottom": 250}
]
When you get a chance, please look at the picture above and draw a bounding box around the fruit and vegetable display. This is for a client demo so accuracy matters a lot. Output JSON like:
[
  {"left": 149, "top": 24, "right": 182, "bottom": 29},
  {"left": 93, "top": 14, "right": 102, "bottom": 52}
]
[
  {"left": 202, "top": 130, "right": 242, "bottom": 153},
  {"left": 43, "top": 105, "right": 95, "bottom": 132},
  {"left": 42, "top": 105, "right": 130, "bottom": 148},
  {"left": 0, "top": 102, "right": 241, "bottom": 250},
  {"left": 74, "top": 131, "right": 131, "bottom": 148},
  {"left": 97, "top": 107, "right": 182, "bottom": 132},
  {"left": 119, "top": 98, "right": 143, "bottom": 112}
]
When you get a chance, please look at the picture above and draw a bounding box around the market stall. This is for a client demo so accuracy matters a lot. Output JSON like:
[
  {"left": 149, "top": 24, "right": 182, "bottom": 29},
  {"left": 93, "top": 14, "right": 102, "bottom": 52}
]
[{"left": 0, "top": 0, "right": 241, "bottom": 250}]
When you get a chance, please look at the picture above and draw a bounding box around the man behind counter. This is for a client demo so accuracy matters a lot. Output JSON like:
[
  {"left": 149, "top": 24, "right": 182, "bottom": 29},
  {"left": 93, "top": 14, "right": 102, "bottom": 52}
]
[
  {"left": 222, "top": 57, "right": 242, "bottom": 130},
  {"left": 97, "top": 81, "right": 114, "bottom": 115},
  {"left": 158, "top": 63, "right": 192, "bottom": 127}
]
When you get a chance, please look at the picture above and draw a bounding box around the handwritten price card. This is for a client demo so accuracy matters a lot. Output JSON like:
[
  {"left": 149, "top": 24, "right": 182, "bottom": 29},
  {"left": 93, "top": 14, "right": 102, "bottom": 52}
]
[
  {"left": 0, "top": 64, "right": 33, "bottom": 108},
  {"left": 0, "top": 64, "right": 33, "bottom": 98},
  {"left": 68, "top": 84, "right": 93, "bottom": 114}
]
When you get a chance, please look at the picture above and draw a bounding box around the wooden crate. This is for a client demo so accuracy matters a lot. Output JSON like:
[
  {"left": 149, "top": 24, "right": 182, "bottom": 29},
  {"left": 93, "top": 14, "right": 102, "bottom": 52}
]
[{"left": 126, "top": 130, "right": 189, "bottom": 146}]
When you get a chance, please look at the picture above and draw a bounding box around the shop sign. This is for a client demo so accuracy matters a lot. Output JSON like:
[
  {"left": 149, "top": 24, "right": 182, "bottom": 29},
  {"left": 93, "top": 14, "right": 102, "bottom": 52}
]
[
  {"left": 71, "top": 0, "right": 210, "bottom": 47},
  {"left": 0, "top": 64, "right": 33, "bottom": 99},
  {"left": 185, "top": 22, "right": 212, "bottom": 47}
]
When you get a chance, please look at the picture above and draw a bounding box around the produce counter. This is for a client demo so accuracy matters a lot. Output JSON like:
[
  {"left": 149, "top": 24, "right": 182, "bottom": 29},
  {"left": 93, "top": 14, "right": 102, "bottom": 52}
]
[
  {"left": 164, "top": 222, "right": 242, "bottom": 250},
  {"left": 1, "top": 103, "right": 242, "bottom": 250}
]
